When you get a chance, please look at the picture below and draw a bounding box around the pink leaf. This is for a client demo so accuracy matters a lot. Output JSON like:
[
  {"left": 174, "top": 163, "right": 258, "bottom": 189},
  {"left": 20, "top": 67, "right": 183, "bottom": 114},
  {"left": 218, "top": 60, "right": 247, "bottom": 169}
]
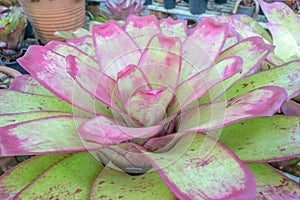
[
  {"left": 168, "top": 56, "right": 243, "bottom": 115},
  {"left": 117, "top": 64, "right": 151, "bottom": 103},
  {"left": 126, "top": 87, "right": 173, "bottom": 127},
  {"left": 66, "top": 35, "right": 96, "bottom": 60},
  {"left": 180, "top": 18, "right": 228, "bottom": 82},
  {"left": 138, "top": 34, "right": 182, "bottom": 90},
  {"left": 177, "top": 86, "right": 287, "bottom": 132},
  {"left": 9, "top": 75, "right": 54, "bottom": 96},
  {"left": 92, "top": 21, "right": 142, "bottom": 79},
  {"left": 159, "top": 17, "right": 187, "bottom": 41},
  {"left": 17, "top": 46, "right": 102, "bottom": 114},
  {"left": 45, "top": 41, "right": 98, "bottom": 69},
  {"left": 124, "top": 14, "right": 161, "bottom": 50},
  {"left": 66, "top": 55, "right": 123, "bottom": 113},
  {"left": 78, "top": 116, "right": 164, "bottom": 146}
]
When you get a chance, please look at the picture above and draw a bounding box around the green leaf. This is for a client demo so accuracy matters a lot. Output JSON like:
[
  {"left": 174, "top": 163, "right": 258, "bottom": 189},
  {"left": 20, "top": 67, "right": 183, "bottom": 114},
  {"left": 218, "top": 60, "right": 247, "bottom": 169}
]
[
  {"left": 14, "top": 152, "right": 103, "bottom": 199},
  {"left": 247, "top": 163, "right": 300, "bottom": 199},
  {"left": 0, "top": 111, "right": 72, "bottom": 127},
  {"left": 268, "top": 23, "right": 300, "bottom": 62},
  {"left": 224, "top": 60, "right": 300, "bottom": 100},
  {"left": 0, "top": 90, "right": 74, "bottom": 115},
  {"left": 218, "top": 116, "right": 300, "bottom": 162},
  {"left": 88, "top": 165, "right": 176, "bottom": 199},
  {"left": 0, "top": 154, "right": 71, "bottom": 199}
]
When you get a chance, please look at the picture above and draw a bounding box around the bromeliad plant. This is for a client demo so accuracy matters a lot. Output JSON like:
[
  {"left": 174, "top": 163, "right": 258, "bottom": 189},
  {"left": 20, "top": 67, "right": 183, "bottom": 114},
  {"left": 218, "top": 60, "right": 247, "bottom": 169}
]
[
  {"left": 0, "top": 5, "right": 27, "bottom": 62},
  {"left": 0, "top": 13, "right": 300, "bottom": 199},
  {"left": 96, "top": 0, "right": 145, "bottom": 22},
  {"left": 214, "top": 0, "right": 300, "bottom": 66}
]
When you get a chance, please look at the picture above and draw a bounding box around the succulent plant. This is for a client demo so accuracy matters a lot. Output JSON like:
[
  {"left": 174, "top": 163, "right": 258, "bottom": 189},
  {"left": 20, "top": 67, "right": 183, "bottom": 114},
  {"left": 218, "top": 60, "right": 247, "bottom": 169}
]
[
  {"left": 0, "top": 14, "right": 299, "bottom": 199},
  {"left": 0, "top": 5, "right": 27, "bottom": 61},
  {"left": 105, "top": 0, "right": 145, "bottom": 20}
]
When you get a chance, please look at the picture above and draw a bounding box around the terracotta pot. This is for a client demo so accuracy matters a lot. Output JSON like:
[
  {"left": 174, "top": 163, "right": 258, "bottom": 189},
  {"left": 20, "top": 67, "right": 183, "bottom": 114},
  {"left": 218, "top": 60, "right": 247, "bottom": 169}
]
[{"left": 18, "top": 0, "right": 86, "bottom": 44}]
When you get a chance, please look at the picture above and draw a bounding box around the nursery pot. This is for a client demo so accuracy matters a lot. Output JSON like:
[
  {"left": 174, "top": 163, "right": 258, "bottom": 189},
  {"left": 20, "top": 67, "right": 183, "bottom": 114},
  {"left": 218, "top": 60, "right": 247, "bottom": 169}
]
[
  {"left": 144, "top": 0, "right": 152, "bottom": 5},
  {"left": 18, "top": 0, "right": 86, "bottom": 44},
  {"left": 214, "top": 0, "right": 227, "bottom": 4},
  {"left": 237, "top": 5, "right": 255, "bottom": 17},
  {"left": 0, "top": 49, "right": 29, "bottom": 74},
  {"left": 164, "top": 0, "right": 176, "bottom": 9},
  {"left": 189, "top": 0, "right": 207, "bottom": 15},
  {"left": 0, "top": 66, "right": 21, "bottom": 89}
]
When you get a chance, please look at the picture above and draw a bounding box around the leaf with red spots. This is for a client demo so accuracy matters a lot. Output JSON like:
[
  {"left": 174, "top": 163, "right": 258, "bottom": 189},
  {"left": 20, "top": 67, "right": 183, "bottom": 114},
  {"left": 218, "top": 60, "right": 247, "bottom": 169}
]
[
  {"left": 142, "top": 133, "right": 256, "bottom": 199},
  {"left": 13, "top": 152, "right": 102, "bottom": 199},
  {"left": 218, "top": 116, "right": 300, "bottom": 162},
  {"left": 0, "top": 154, "right": 70, "bottom": 199},
  {"left": 224, "top": 60, "right": 300, "bottom": 100},
  {"left": 88, "top": 165, "right": 176, "bottom": 200},
  {"left": 247, "top": 163, "right": 300, "bottom": 199}
]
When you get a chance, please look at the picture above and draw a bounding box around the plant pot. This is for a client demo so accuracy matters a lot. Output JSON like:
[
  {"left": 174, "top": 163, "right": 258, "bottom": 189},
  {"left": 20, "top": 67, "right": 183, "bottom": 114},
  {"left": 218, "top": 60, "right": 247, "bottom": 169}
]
[
  {"left": 144, "top": 0, "right": 152, "bottom": 5},
  {"left": 164, "top": 0, "right": 176, "bottom": 9},
  {"left": 0, "top": 58, "right": 29, "bottom": 75},
  {"left": 0, "top": 48, "right": 29, "bottom": 74},
  {"left": 18, "top": 0, "right": 86, "bottom": 44},
  {"left": 0, "top": 65, "right": 22, "bottom": 89},
  {"left": 215, "top": 0, "right": 227, "bottom": 4},
  {"left": 237, "top": 5, "right": 255, "bottom": 17},
  {"left": 189, "top": 0, "right": 207, "bottom": 15}
]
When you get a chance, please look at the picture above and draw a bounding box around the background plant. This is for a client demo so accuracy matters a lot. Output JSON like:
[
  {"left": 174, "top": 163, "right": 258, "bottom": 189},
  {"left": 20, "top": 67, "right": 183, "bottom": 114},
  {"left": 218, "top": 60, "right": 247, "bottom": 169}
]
[{"left": 0, "top": 5, "right": 26, "bottom": 61}]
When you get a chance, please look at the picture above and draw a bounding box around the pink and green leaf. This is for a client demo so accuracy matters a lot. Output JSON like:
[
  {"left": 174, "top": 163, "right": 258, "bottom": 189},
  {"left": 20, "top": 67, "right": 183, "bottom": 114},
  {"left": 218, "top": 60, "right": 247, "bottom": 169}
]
[
  {"left": 124, "top": 15, "right": 161, "bottom": 50},
  {"left": 0, "top": 111, "right": 72, "bottom": 127},
  {"left": 88, "top": 165, "right": 176, "bottom": 199},
  {"left": 0, "top": 116, "right": 101, "bottom": 156},
  {"left": 258, "top": 0, "right": 300, "bottom": 45},
  {"left": 117, "top": 64, "right": 151, "bottom": 104},
  {"left": 218, "top": 116, "right": 300, "bottom": 162},
  {"left": 267, "top": 23, "right": 300, "bottom": 62},
  {"left": 9, "top": 75, "right": 54, "bottom": 97},
  {"left": 14, "top": 152, "right": 102, "bottom": 200},
  {"left": 180, "top": 18, "right": 228, "bottom": 82},
  {"left": 0, "top": 154, "right": 71, "bottom": 199},
  {"left": 159, "top": 17, "right": 187, "bottom": 41},
  {"left": 127, "top": 87, "right": 173, "bottom": 127},
  {"left": 45, "top": 41, "right": 98, "bottom": 69},
  {"left": 247, "top": 163, "right": 300, "bottom": 199},
  {"left": 92, "top": 21, "right": 142, "bottom": 79},
  {"left": 138, "top": 35, "right": 182, "bottom": 90},
  {"left": 212, "top": 15, "right": 272, "bottom": 42},
  {"left": 224, "top": 60, "right": 300, "bottom": 100},
  {"left": 17, "top": 46, "right": 108, "bottom": 115},
  {"left": 177, "top": 86, "right": 287, "bottom": 132},
  {"left": 198, "top": 37, "right": 274, "bottom": 104},
  {"left": 66, "top": 55, "right": 123, "bottom": 113},
  {"left": 142, "top": 133, "right": 256, "bottom": 199},
  {"left": 168, "top": 56, "right": 242, "bottom": 115},
  {"left": 78, "top": 116, "right": 164, "bottom": 146},
  {"left": 66, "top": 35, "right": 96, "bottom": 59}
]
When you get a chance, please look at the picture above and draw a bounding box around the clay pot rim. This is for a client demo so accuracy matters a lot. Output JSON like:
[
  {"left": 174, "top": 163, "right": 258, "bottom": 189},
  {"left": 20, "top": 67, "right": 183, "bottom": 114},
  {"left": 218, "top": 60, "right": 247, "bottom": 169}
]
[{"left": 0, "top": 66, "right": 22, "bottom": 78}]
